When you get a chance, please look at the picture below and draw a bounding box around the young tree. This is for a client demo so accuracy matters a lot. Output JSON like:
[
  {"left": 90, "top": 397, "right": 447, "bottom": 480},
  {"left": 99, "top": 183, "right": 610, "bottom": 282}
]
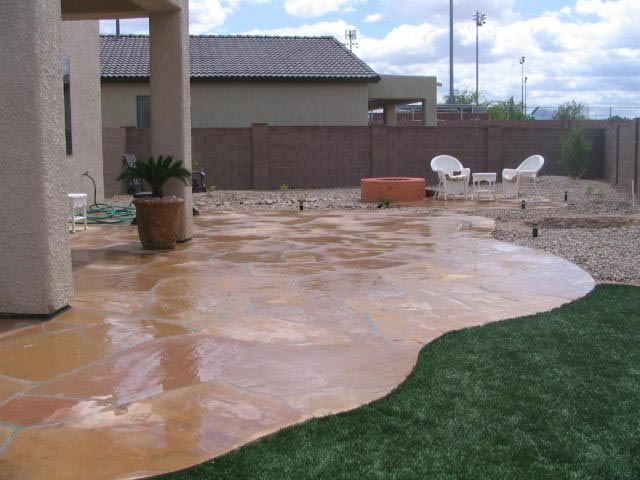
[
  {"left": 561, "top": 128, "right": 593, "bottom": 178},
  {"left": 443, "top": 89, "right": 482, "bottom": 105},
  {"left": 487, "top": 97, "right": 528, "bottom": 120},
  {"left": 553, "top": 101, "right": 588, "bottom": 120}
]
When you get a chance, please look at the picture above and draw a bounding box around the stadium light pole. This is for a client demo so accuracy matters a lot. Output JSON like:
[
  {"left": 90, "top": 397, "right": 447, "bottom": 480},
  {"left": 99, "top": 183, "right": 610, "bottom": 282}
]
[
  {"left": 524, "top": 76, "right": 528, "bottom": 117},
  {"left": 449, "top": 0, "right": 454, "bottom": 104},
  {"left": 473, "top": 11, "right": 486, "bottom": 105},
  {"left": 519, "top": 56, "right": 525, "bottom": 113}
]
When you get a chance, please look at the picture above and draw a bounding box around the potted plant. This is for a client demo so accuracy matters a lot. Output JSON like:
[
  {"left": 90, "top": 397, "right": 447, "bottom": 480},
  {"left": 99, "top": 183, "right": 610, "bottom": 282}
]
[{"left": 117, "top": 155, "right": 191, "bottom": 250}]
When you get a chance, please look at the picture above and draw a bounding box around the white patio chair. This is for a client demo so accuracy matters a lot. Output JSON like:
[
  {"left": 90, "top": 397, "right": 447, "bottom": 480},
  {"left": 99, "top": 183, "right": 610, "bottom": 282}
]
[
  {"left": 502, "top": 155, "right": 545, "bottom": 199},
  {"left": 430, "top": 155, "right": 471, "bottom": 200}
]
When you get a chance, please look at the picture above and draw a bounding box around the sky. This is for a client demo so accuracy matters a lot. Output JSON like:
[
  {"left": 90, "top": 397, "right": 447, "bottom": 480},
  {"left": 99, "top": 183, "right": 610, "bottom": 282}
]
[{"left": 100, "top": 0, "right": 640, "bottom": 113}]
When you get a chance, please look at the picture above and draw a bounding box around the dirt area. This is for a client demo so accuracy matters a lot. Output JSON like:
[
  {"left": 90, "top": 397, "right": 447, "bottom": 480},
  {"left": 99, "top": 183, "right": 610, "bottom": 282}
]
[{"left": 107, "top": 176, "right": 639, "bottom": 285}]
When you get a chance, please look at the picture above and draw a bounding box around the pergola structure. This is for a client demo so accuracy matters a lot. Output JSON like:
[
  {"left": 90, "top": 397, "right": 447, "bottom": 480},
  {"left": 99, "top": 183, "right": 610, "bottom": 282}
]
[{"left": 0, "top": 0, "right": 193, "bottom": 316}]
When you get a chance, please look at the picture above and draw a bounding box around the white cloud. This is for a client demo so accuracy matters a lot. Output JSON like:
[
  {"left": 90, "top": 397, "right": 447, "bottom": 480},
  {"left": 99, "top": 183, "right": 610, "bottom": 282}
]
[
  {"left": 354, "top": 0, "right": 640, "bottom": 106},
  {"left": 189, "top": 0, "right": 241, "bottom": 34},
  {"left": 99, "top": 0, "right": 242, "bottom": 34},
  {"left": 246, "top": 20, "right": 353, "bottom": 38},
  {"left": 364, "top": 13, "right": 383, "bottom": 23},
  {"left": 381, "top": 0, "right": 518, "bottom": 22},
  {"left": 284, "top": 0, "right": 362, "bottom": 17}
]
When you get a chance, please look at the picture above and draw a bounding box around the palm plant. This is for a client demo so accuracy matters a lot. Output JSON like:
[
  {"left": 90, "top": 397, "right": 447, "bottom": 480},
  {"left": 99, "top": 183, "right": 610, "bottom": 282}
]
[{"left": 118, "top": 155, "right": 191, "bottom": 197}]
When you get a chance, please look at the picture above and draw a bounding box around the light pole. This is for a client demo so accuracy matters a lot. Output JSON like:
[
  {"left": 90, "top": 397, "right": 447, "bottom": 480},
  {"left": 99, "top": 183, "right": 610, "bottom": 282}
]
[
  {"left": 449, "top": 0, "right": 454, "bottom": 104},
  {"left": 524, "top": 76, "right": 528, "bottom": 117},
  {"left": 519, "top": 56, "right": 525, "bottom": 113},
  {"left": 473, "top": 11, "right": 486, "bottom": 105}
]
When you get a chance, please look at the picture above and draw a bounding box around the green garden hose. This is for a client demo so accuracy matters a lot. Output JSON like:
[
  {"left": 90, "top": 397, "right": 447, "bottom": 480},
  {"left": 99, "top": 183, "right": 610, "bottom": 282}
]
[{"left": 86, "top": 204, "right": 136, "bottom": 224}]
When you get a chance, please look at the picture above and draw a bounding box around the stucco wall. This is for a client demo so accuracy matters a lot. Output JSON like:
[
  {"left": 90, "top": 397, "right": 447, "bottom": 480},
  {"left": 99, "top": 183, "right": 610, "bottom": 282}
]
[
  {"left": 102, "top": 82, "right": 151, "bottom": 128},
  {"left": 62, "top": 21, "right": 104, "bottom": 202},
  {"left": 101, "top": 81, "right": 369, "bottom": 128},
  {"left": 0, "top": 0, "right": 73, "bottom": 315}
]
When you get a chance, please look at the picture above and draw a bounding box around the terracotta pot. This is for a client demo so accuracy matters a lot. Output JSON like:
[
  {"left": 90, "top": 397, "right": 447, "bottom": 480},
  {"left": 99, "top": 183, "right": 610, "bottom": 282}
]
[{"left": 133, "top": 197, "right": 184, "bottom": 250}]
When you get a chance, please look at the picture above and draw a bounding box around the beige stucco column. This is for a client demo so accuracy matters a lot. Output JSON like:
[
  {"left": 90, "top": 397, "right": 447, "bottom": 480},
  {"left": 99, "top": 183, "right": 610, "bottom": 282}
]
[
  {"left": 383, "top": 105, "right": 397, "bottom": 126},
  {"left": 423, "top": 99, "right": 437, "bottom": 126},
  {"left": 149, "top": 0, "right": 193, "bottom": 241},
  {"left": 0, "top": 0, "right": 73, "bottom": 315}
]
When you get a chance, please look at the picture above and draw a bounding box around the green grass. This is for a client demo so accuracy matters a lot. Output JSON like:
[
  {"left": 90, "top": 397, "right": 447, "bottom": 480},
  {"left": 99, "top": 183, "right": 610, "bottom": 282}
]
[{"left": 161, "top": 285, "right": 640, "bottom": 480}]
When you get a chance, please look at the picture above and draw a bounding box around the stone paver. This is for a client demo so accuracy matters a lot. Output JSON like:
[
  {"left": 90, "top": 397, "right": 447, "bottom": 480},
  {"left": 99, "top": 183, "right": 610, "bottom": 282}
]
[{"left": 0, "top": 211, "right": 594, "bottom": 479}]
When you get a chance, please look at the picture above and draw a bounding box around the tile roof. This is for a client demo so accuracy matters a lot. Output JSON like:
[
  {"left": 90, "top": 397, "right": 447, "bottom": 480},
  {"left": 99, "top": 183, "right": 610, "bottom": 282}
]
[{"left": 100, "top": 35, "right": 380, "bottom": 82}]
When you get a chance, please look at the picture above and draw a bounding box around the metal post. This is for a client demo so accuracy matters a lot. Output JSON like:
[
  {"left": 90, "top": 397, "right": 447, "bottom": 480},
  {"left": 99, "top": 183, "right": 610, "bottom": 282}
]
[
  {"left": 449, "top": 0, "right": 454, "bottom": 104},
  {"left": 116, "top": 19, "right": 120, "bottom": 36},
  {"left": 524, "top": 76, "right": 528, "bottom": 117},
  {"left": 473, "top": 11, "right": 486, "bottom": 105},
  {"left": 520, "top": 56, "right": 525, "bottom": 114},
  {"left": 476, "top": 18, "right": 479, "bottom": 103}
]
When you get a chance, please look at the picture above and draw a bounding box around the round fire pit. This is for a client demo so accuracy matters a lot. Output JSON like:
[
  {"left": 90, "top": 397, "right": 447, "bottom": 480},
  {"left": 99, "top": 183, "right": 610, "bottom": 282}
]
[{"left": 361, "top": 177, "right": 426, "bottom": 203}]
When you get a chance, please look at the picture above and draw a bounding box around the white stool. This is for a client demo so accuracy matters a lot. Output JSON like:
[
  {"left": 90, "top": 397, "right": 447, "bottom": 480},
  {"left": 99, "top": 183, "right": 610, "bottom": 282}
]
[
  {"left": 68, "top": 193, "right": 88, "bottom": 233},
  {"left": 471, "top": 173, "right": 497, "bottom": 201}
]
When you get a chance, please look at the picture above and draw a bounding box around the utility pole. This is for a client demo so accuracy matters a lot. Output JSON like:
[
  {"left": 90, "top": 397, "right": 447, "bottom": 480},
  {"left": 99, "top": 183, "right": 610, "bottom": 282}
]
[
  {"left": 449, "top": 0, "right": 454, "bottom": 104},
  {"left": 345, "top": 29, "right": 358, "bottom": 52},
  {"left": 520, "top": 56, "right": 525, "bottom": 114},
  {"left": 473, "top": 11, "right": 486, "bottom": 105}
]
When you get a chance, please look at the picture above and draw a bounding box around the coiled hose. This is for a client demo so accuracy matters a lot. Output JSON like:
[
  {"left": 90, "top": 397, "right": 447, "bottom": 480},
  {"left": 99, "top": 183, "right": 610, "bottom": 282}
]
[{"left": 86, "top": 204, "right": 136, "bottom": 224}]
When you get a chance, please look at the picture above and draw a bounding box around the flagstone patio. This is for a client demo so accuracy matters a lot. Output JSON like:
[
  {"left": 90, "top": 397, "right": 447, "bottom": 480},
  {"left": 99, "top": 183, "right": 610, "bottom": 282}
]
[{"left": 0, "top": 211, "right": 594, "bottom": 479}]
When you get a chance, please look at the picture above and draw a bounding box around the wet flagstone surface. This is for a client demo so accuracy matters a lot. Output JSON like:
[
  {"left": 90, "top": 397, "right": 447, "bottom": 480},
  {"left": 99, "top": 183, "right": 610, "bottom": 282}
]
[{"left": 0, "top": 211, "right": 594, "bottom": 479}]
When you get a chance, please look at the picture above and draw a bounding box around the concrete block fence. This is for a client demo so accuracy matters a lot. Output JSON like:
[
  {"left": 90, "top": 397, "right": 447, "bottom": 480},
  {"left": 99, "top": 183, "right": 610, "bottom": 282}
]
[
  {"left": 605, "top": 119, "right": 640, "bottom": 195},
  {"left": 103, "top": 120, "right": 617, "bottom": 196}
]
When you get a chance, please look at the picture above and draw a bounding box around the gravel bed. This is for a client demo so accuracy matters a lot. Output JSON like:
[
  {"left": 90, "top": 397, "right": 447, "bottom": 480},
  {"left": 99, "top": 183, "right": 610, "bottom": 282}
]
[
  {"left": 106, "top": 176, "right": 639, "bottom": 285},
  {"left": 464, "top": 177, "right": 639, "bottom": 285}
]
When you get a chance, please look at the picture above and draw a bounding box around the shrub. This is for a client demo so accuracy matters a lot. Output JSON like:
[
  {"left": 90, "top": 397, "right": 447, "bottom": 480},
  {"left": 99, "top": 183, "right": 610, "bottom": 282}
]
[
  {"left": 553, "top": 100, "right": 587, "bottom": 120},
  {"left": 117, "top": 155, "right": 191, "bottom": 197},
  {"left": 561, "top": 128, "right": 592, "bottom": 179}
]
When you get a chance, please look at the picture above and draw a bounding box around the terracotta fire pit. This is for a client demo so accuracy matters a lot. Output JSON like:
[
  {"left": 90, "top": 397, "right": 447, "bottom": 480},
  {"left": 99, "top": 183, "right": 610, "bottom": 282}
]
[{"left": 361, "top": 177, "right": 426, "bottom": 203}]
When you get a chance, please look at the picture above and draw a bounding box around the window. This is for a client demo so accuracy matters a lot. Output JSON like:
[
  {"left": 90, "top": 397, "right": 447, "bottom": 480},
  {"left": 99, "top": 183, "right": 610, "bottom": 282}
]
[
  {"left": 63, "top": 58, "right": 72, "bottom": 155},
  {"left": 136, "top": 95, "right": 151, "bottom": 128}
]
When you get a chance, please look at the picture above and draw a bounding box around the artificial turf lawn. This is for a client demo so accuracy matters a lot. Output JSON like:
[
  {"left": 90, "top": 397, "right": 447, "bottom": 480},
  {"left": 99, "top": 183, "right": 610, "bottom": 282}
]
[{"left": 161, "top": 285, "right": 640, "bottom": 479}]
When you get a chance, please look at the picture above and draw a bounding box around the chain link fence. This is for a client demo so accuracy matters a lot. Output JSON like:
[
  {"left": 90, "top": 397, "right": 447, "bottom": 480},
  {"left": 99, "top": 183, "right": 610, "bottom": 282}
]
[{"left": 527, "top": 106, "right": 640, "bottom": 120}]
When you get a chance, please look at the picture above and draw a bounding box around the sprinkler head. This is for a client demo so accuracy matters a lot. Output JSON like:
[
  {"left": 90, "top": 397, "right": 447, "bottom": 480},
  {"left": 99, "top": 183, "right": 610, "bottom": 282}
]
[
  {"left": 564, "top": 191, "right": 568, "bottom": 202},
  {"left": 533, "top": 223, "right": 538, "bottom": 238}
]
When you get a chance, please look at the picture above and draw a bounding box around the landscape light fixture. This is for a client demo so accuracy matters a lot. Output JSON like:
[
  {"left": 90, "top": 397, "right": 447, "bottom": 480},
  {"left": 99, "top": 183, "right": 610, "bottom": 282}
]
[
  {"left": 519, "top": 56, "right": 526, "bottom": 114},
  {"left": 473, "top": 11, "right": 486, "bottom": 105}
]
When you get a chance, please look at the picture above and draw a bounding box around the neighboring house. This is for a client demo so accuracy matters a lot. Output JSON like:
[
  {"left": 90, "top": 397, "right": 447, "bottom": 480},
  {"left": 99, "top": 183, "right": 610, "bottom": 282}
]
[{"left": 100, "top": 34, "right": 437, "bottom": 128}]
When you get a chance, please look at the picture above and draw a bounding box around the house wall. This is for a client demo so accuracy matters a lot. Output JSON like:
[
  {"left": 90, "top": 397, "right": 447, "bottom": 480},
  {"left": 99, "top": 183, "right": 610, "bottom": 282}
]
[
  {"left": 0, "top": 0, "right": 73, "bottom": 315},
  {"left": 103, "top": 121, "right": 610, "bottom": 194},
  {"left": 101, "top": 82, "right": 150, "bottom": 128},
  {"left": 63, "top": 20, "right": 104, "bottom": 202},
  {"left": 101, "top": 81, "right": 370, "bottom": 128}
]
